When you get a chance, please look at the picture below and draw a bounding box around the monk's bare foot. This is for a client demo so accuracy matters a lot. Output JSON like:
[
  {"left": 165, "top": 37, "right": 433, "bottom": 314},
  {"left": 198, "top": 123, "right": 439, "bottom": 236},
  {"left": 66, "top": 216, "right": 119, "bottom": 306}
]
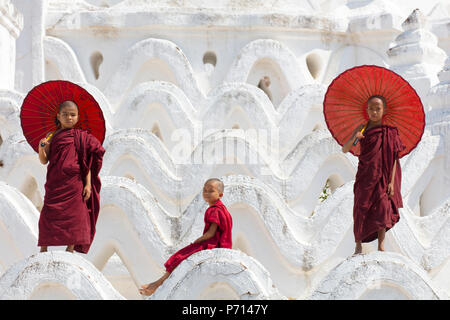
[
  {"left": 377, "top": 228, "right": 386, "bottom": 252},
  {"left": 139, "top": 282, "right": 160, "bottom": 296},
  {"left": 139, "top": 272, "right": 170, "bottom": 296},
  {"left": 66, "top": 245, "right": 74, "bottom": 253},
  {"left": 40, "top": 246, "right": 48, "bottom": 253},
  {"left": 353, "top": 242, "right": 362, "bottom": 255}
]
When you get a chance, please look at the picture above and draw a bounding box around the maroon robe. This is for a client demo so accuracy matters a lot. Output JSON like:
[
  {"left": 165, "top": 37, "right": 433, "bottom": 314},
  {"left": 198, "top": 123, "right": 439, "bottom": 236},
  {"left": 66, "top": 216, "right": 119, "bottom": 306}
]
[
  {"left": 164, "top": 199, "right": 233, "bottom": 273},
  {"left": 38, "top": 128, "right": 105, "bottom": 253},
  {"left": 353, "top": 125, "right": 405, "bottom": 243}
]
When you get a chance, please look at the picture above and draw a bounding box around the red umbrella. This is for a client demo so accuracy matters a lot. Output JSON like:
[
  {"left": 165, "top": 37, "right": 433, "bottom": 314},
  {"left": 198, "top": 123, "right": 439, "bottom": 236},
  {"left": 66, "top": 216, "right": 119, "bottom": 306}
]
[
  {"left": 20, "top": 80, "right": 106, "bottom": 153},
  {"left": 323, "top": 65, "right": 425, "bottom": 158}
]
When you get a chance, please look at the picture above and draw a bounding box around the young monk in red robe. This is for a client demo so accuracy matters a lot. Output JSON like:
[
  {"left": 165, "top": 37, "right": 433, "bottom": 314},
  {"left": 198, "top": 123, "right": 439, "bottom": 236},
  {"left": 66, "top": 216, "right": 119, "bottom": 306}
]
[
  {"left": 38, "top": 100, "right": 105, "bottom": 254},
  {"left": 139, "top": 178, "right": 233, "bottom": 296},
  {"left": 342, "top": 95, "right": 405, "bottom": 255}
]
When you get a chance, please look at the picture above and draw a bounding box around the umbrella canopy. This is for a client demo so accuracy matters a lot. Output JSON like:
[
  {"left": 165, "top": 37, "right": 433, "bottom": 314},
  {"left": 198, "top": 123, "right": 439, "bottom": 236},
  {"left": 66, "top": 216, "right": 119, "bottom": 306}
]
[
  {"left": 20, "top": 80, "right": 106, "bottom": 153},
  {"left": 323, "top": 65, "right": 425, "bottom": 158}
]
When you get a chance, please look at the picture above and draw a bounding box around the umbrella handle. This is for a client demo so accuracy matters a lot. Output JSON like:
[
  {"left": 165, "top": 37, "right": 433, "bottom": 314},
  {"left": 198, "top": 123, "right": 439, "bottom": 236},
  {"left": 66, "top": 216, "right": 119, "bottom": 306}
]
[
  {"left": 352, "top": 124, "right": 368, "bottom": 146},
  {"left": 40, "top": 131, "right": 55, "bottom": 147}
]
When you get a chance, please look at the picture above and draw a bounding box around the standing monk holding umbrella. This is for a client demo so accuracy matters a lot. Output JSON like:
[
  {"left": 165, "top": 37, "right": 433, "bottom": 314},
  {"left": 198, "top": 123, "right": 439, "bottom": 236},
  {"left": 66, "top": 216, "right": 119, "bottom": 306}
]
[
  {"left": 323, "top": 65, "right": 425, "bottom": 255},
  {"left": 20, "top": 80, "right": 106, "bottom": 254}
]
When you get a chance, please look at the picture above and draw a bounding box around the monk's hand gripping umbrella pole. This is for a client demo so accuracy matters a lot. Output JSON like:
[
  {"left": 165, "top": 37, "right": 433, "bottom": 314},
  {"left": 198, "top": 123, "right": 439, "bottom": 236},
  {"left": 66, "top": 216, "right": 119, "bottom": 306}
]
[
  {"left": 40, "top": 131, "right": 55, "bottom": 147},
  {"left": 353, "top": 123, "right": 368, "bottom": 146}
]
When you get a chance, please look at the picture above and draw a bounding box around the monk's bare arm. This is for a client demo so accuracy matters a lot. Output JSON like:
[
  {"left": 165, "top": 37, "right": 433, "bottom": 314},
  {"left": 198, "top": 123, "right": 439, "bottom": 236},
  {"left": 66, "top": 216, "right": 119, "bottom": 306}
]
[
  {"left": 341, "top": 135, "right": 356, "bottom": 153},
  {"left": 38, "top": 138, "right": 50, "bottom": 164},
  {"left": 38, "top": 148, "right": 48, "bottom": 164},
  {"left": 83, "top": 170, "right": 92, "bottom": 201},
  {"left": 193, "top": 223, "right": 218, "bottom": 244},
  {"left": 387, "top": 159, "right": 397, "bottom": 197},
  {"left": 86, "top": 170, "right": 91, "bottom": 186},
  {"left": 391, "top": 159, "right": 397, "bottom": 184}
]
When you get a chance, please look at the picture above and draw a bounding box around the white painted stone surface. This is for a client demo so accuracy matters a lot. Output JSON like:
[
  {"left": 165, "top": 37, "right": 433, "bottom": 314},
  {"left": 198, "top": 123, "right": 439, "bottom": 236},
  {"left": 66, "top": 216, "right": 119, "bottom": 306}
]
[
  {"left": 0, "top": 0, "right": 23, "bottom": 90},
  {"left": 388, "top": 9, "right": 447, "bottom": 101},
  {"left": 309, "top": 252, "right": 447, "bottom": 300},
  {"left": 150, "top": 249, "right": 285, "bottom": 300},
  {"left": 0, "top": 0, "right": 448, "bottom": 299},
  {"left": 0, "top": 251, "right": 124, "bottom": 299}
]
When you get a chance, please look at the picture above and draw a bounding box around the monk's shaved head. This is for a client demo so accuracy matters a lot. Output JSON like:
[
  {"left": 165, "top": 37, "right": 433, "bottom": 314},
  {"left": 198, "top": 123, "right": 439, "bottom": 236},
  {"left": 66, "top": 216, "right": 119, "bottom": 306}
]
[
  {"left": 58, "top": 100, "right": 78, "bottom": 111},
  {"left": 55, "top": 100, "right": 79, "bottom": 126},
  {"left": 205, "top": 178, "right": 224, "bottom": 193},
  {"left": 367, "top": 95, "right": 387, "bottom": 108}
]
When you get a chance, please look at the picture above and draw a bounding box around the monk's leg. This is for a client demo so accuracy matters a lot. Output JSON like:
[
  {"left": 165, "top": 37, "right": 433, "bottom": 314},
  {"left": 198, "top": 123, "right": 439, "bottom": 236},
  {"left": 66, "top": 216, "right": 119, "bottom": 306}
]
[
  {"left": 40, "top": 246, "right": 48, "bottom": 252},
  {"left": 354, "top": 241, "right": 362, "bottom": 255},
  {"left": 139, "top": 272, "right": 171, "bottom": 296},
  {"left": 377, "top": 228, "right": 386, "bottom": 251},
  {"left": 66, "top": 245, "right": 75, "bottom": 253},
  {"left": 139, "top": 243, "right": 203, "bottom": 296}
]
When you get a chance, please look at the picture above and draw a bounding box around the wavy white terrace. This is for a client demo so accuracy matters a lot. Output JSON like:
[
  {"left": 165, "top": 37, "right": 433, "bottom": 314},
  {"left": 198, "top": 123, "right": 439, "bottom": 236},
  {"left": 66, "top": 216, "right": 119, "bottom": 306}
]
[
  {"left": 1, "top": 125, "right": 444, "bottom": 217},
  {"left": 0, "top": 251, "right": 124, "bottom": 300},
  {"left": 0, "top": 173, "right": 448, "bottom": 298},
  {"left": 309, "top": 252, "right": 447, "bottom": 300}
]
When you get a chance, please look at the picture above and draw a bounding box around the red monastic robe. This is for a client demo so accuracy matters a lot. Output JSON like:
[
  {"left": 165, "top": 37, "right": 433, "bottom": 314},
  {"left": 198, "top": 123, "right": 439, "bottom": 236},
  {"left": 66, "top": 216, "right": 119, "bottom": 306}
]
[
  {"left": 38, "top": 128, "right": 105, "bottom": 253},
  {"left": 164, "top": 199, "right": 233, "bottom": 273},
  {"left": 353, "top": 125, "right": 405, "bottom": 243}
]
